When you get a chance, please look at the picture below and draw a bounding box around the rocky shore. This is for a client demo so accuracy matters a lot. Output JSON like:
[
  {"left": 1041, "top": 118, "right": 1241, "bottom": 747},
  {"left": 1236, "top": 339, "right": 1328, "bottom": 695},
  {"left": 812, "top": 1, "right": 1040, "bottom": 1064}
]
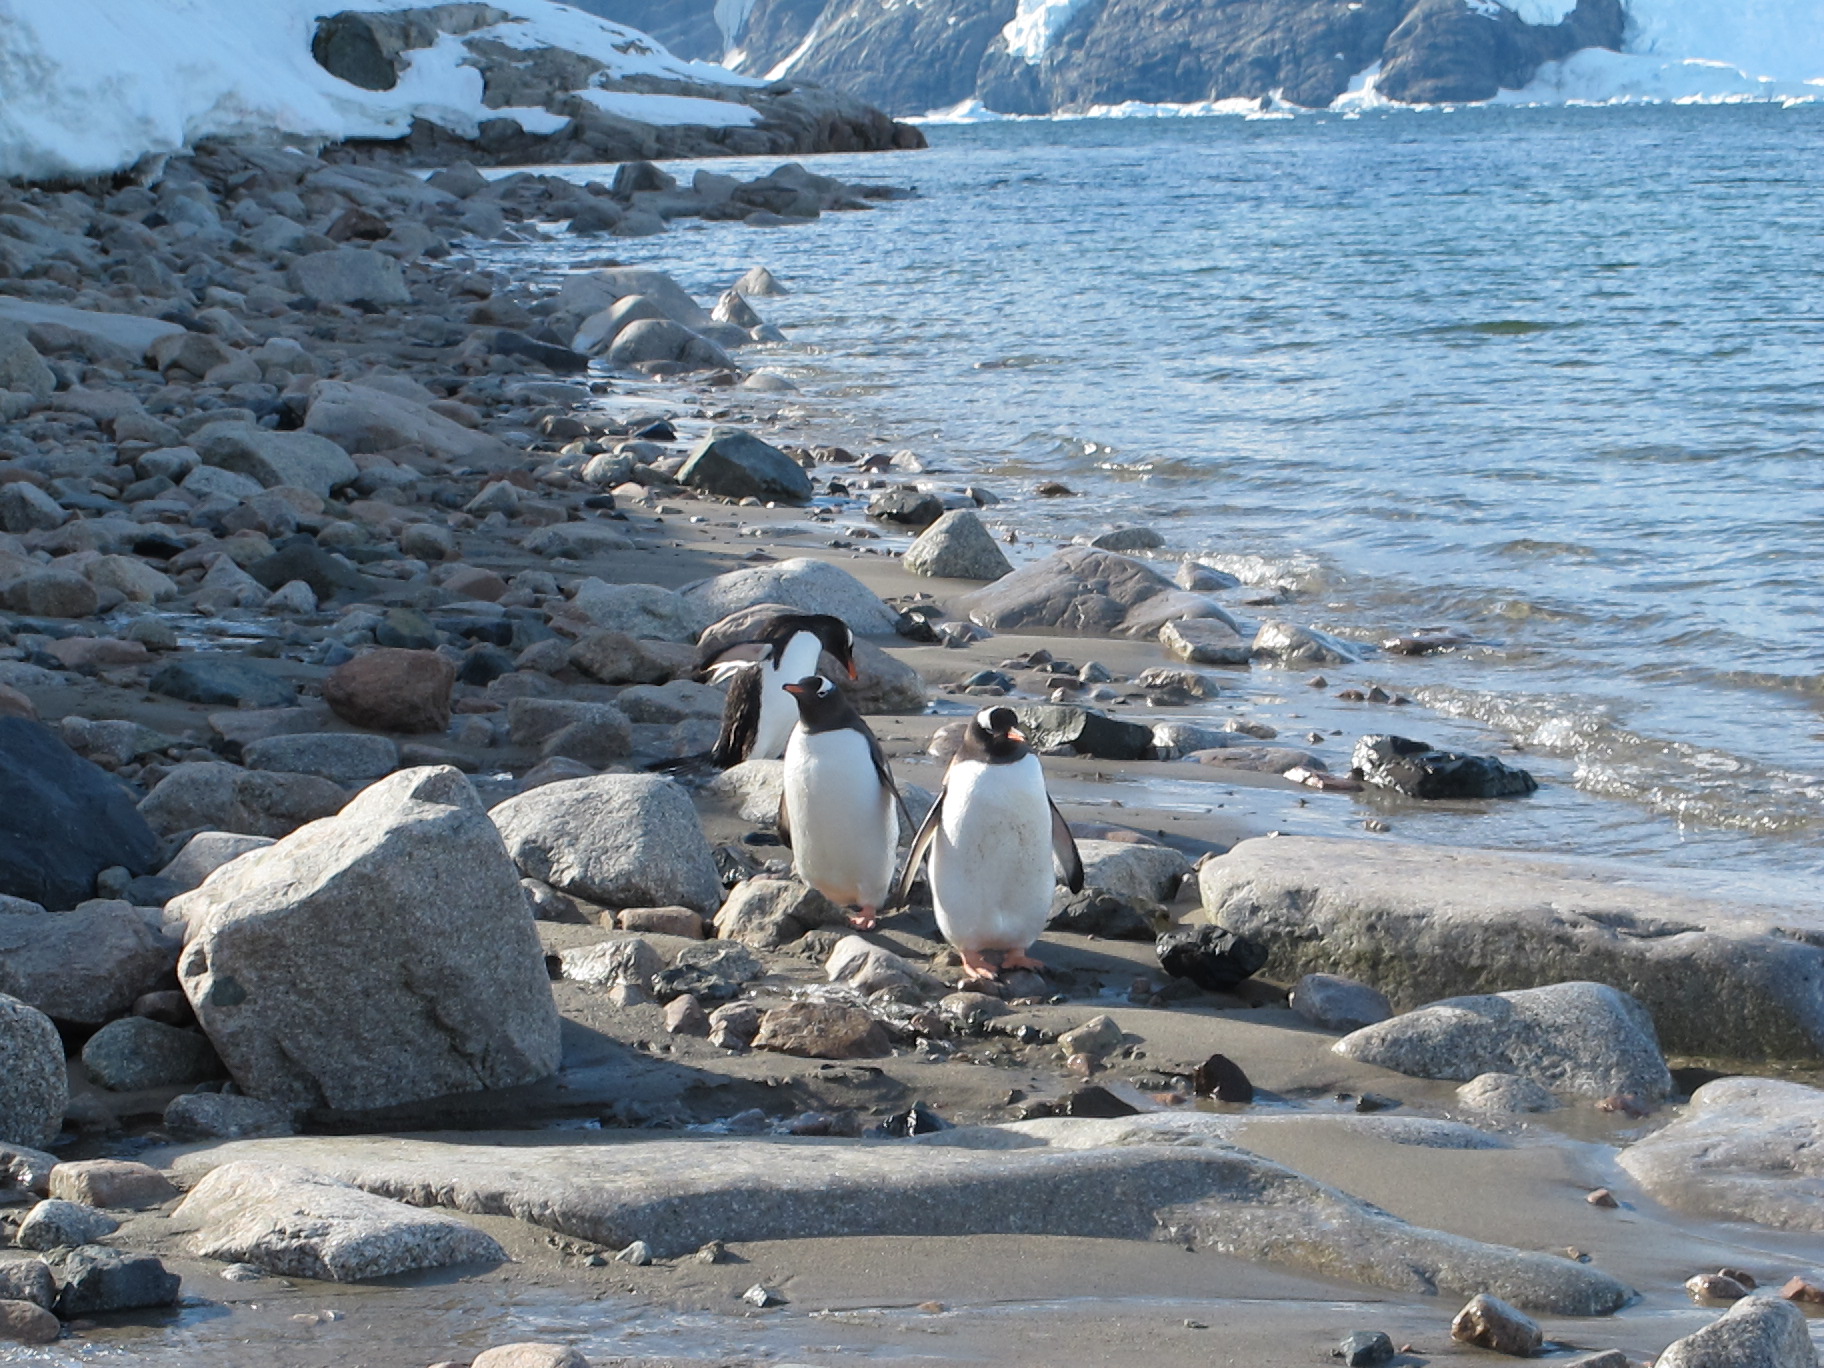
[{"left": 0, "top": 138, "right": 1821, "bottom": 1368}]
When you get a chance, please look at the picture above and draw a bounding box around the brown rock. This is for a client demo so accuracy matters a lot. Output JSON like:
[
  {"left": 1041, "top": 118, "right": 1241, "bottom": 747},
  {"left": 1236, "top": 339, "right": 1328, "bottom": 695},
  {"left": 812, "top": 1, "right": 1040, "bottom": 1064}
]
[
  {"left": 0, "top": 1298, "right": 59, "bottom": 1345},
  {"left": 707, "top": 1001, "right": 762, "bottom": 1050},
  {"left": 1780, "top": 1275, "right": 1824, "bottom": 1303},
  {"left": 1716, "top": 1266, "right": 1757, "bottom": 1290},
  {"left": 443, "top": 566, "right": 509, "bottom": 602},
  {"left": 1586, "top": 1187, "right": 1619, "bottom": 1208},
  {"left": 44, "top": 637, "right": 150, "bottom": 670},
  {"left": 664, "top": 994, "right": 709, "bottom": 1036},
  {"left": 1450, "top": 1292, "right": 1543, "bottom": 1355},
  {"left": 323, "top": 649, "right": 454, "bottom": 733},
  {"left": 47, "top": 1159, "right": 175, "bottom": 1210},
  {"left": 1191, "top": 1053, "right": 1254, "bottom": 1103},
  {"left": 0, "top": 684, "right": 35, "bottom": 720},
  {"left": 618, "top": 906, "right": 705, "bottom": 938},
  {"left": 752, "top": 1001, "right": 890, "bottom": 1059},
  {"left": 1686, "top": 1272, "right": 1750, "bottom": 1302}
]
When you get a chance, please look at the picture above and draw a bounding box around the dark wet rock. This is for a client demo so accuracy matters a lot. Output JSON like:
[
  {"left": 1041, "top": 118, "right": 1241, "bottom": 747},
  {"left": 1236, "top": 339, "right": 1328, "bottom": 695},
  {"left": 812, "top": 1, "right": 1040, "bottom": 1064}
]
[
  {"left": 1351, "top": 734, "right": 1537, "bottom": 800},
  {"left": 491, "top": 774, "right": 721, "bottom": 914},
  {"left": 0, "top": 995, "right": 65, "bottom": 1148},
  {"left": 79, "top": 1017, "right": 219, "bottom": 1091},
  {"left": 1192, "top": 1054, "right": 1254, "bottom": 1103},
  {"left": 1686, "top": 1272, "right": 1750, "bottom": 1302},
  {"left": 490, "top": 329, "right": 588, "bottom": 374},
  {"left": 17, "top": 1199, "right": 118, "bottom": 1250},
  {"left": 1336, "top": 981, "right": 1671, "bottom": 1101},
  {"left": 48, "top": 1245, "right": 181, "bottom": 1315},
  {"left": 1289, "top": 973, "right": 1392, "bottom": 1033},
  {"left": 172, "top": 768, "right": 560, "bottom": 1112},
  {"left": 1156, "top": 925, "right": 1268, "bottom": 994},
  {"left": 1450, "top": 1292, "right": 1542, "bottom": 1356},
  {"left": 1011, "top": 704, "right": 1153, "bottom": 760},
  {"left": 0, "top": 1259, "right": 55, "bottom": 1311},
  {"left": 1048, "top": 886, "right": 1153, "bottom": 940},
  {"left": 1252, "top": 619, "right": 1358, "bottom": 666},
  {"left": 246, "top": 536, "right": 376, "bottom": 602},
  {"left": 323, "top": 649, "right": 455, "bottom": 734},
  {"left": 175, "top": 1160, "right": 504, "bottom": 1281},
  {"left": 868, "top": 487, "right": 943, "bottom": 527},
  {"left": 149, "top": 658, "right": 297, "bottom": 709},
  {"left": 678, "top": 428, "right": 812, "bottom": 503},
  {"left": 1335, "top": 1330, "right": 1396, "bottom": 1366},
  {"left": 0, "top": 718, "right": 161, "bottom": 910},
  {"left": 753, "top": 1001, "right": 891, "bottom": 1059}
]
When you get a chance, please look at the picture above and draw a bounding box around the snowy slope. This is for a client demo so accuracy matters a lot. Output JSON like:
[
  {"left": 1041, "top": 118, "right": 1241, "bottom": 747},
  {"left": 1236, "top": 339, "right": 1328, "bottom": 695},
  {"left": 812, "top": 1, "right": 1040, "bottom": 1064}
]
[
  {"left": 1508, "top": 0, "right": 1824, "bottom": 103},
  {"left": 0, "top": 0, "right": 761, "bottom": 182}
]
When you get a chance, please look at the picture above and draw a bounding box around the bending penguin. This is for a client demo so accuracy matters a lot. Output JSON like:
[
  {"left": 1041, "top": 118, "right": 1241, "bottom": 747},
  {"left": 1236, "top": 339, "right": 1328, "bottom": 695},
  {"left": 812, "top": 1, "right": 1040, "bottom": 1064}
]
[
  {"left": 894, "top": 706, "right": 1083, "bottom": 980},
  {"left": 703, "top": 614, "right": 857, "bottom": 767},
  {"left": 779, "top": 674, "right": 905, "bottom": 931}
]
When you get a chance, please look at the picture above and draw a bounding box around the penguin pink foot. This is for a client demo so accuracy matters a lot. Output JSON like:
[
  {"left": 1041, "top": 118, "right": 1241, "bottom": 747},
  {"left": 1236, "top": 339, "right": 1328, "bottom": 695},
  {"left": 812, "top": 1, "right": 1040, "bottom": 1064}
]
[
  {"left": 847, "top": 905, "right": 878, "bottom": 931},
  {"left": 958, "top": 950, "right": 1001, "bottom": 982},
  {"left": 1001, "top": 948, "right": 1046, "bottom": 973}
]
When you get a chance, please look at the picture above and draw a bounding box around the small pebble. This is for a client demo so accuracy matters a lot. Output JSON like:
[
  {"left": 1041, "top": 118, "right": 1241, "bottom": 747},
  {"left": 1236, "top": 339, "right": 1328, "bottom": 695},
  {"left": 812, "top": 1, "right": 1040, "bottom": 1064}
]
[
  {"left": 1586, "top": 1187, "right": 1618, "bottom": 1208},
  {"left": 742, "top": 1283, "right": 783, "bottom": 1307}
]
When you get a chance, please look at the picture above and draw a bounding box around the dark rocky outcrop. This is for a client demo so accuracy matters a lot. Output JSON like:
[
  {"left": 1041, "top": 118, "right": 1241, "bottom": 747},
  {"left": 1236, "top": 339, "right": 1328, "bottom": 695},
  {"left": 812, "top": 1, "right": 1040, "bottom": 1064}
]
[{"left": 676, "top": 0, "right": 1626, "bottom": 115}]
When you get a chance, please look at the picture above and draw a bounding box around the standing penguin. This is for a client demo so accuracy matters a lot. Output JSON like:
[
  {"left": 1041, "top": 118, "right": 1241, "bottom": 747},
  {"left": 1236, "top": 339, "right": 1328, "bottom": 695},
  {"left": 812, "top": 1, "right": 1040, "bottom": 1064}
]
[
  {"left": 894, "top": 706, "right": 1083, "bottom": 981},
  {"left": 779, "top": 674, "right": 904, "bottom": 931},
  {"left": 703, "top": 614, "right": 857, "bottom": 767}
]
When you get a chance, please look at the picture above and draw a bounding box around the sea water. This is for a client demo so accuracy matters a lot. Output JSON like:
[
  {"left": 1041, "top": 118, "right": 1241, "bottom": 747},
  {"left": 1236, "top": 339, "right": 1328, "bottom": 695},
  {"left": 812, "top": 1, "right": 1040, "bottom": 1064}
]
[{"left": 498, "top": 103, "right": 1824, "bottom": 900}]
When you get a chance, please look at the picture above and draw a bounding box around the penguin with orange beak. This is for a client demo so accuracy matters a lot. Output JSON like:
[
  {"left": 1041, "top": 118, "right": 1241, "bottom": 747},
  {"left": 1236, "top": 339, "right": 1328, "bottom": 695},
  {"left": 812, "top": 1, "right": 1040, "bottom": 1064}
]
[
  {"left": 895, "top": 706, "right": 1083, "bottom": 980},
  {"left": 779, "top": 673, "right": 904, "bottom": 931},
  {"left": 703, "top": 614, "right": 858, "bottom": 767}
]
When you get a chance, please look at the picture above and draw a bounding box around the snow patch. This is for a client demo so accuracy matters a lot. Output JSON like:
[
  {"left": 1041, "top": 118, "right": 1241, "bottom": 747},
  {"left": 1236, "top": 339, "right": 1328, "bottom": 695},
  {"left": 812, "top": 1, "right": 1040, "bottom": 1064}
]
[
  {"left": 1505, "top": 0, "right": 1578, "bottom": 24},
  {"left": 573, "top": 89, "right": 761, "bottom": 128},
  {"left": 0, "top": 0, "right": 761, "bottom": 182},
  {"left": 714, "top": 0, "right": 758, "bottom": 52},
  {"left": 1000, "top": 0, "right": 1095, "bottom": 63},
  {"left": 764, "top": 19, "right": 825, "bottom": 80}
]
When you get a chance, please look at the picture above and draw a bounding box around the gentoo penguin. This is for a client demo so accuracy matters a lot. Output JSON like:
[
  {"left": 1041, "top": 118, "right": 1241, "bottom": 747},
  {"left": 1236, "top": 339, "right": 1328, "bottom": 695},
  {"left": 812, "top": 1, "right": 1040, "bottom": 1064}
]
[
  {"left": 894, "top": 706, "right": 1083, "bottom": 981},
  {"left": 703, "top": 614, "right": 857, "bottom": 767},
  {"left": 779, "top": 674, "right": 904, "bottom": 931}
]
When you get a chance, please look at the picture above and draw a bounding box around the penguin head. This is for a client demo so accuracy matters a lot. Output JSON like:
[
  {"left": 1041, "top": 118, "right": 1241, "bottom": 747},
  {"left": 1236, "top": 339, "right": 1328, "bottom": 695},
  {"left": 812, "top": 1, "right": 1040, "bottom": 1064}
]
[
  {"left": 769, "top": 614, "right": 858, "bottom": 681},
  {"left": 971, "top": 706, "right": 1029, "bottom": 761},
  {"left": 782, "top": 674, "right": 847, "bottom": 727}
]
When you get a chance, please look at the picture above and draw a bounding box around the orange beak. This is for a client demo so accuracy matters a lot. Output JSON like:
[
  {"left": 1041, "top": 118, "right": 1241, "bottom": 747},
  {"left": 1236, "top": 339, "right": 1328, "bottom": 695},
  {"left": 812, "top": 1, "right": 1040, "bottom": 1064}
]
[
  {"left": 846, "top": 659, "right": 859, "bottom": 680},
  {"left": 783, "top": 681, "right": 810, "bottom": 697},
  {"left": 1007, "top": 727, "right": 1026, "bottom": 743}
]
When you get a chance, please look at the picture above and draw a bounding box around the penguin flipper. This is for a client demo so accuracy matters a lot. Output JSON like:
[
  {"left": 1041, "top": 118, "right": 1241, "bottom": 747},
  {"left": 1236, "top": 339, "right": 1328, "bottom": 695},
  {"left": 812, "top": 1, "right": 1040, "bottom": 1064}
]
[
  {"left": 708, "top": 663, "right": 763, "bottom": 769},
  {"left": 776, "top": 789, "right": 793, "bottom": 850},
  {"left": 891, "top": 786, "right": 945, "bottom": 910},
  {"left": 1049, "top": 799, "right": 1084, "bottom": 893},
  {"left": 860, "top": 717, "right": 916, "bottom": 835}
]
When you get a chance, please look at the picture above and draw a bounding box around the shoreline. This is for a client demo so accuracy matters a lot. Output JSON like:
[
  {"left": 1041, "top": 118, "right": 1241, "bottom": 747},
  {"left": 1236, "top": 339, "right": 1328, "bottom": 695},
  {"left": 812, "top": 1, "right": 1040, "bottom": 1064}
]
[{"left": 0, "top": 137, "right": 1821, "bottom": 1368}]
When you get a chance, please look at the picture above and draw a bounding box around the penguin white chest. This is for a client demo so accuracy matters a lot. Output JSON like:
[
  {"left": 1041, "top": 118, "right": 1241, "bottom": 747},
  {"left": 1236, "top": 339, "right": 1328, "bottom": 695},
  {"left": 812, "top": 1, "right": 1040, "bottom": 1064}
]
[
  {"left": 783, "top": 727, "right": 897, "bottom": 909},
  {"left": 752, "top": 633, "right": 826, "bottom": 759},
  {"left": 930, "top": 756, "right": 1053, "bottom": 953}
]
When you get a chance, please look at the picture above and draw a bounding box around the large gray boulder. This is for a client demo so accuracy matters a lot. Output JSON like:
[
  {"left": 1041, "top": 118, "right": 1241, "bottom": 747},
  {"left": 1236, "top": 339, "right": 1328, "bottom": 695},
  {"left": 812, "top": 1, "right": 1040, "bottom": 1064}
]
[
  {"left": 1617, "top": 1078, "right": 1824, "bottom": 1232},
  {"left": 0, "top": 994, "right": 65, "bottom": 1148},
  {"left": 903, "top": 509, "right": 1013, "bottom": 581},
  {"left": 1075, "top": 840, "right": 1191, "bottom": 907},
  {"left": 168, "top": 1121, "right": 1631, "bottom": 1315},
  {"left": 172, "top": 768, "right": 561, "bottom": 1111},
  {"left": 1334, "top": 981, "right": 1672, "bottom": 1101},
  {"left": 241, "top": 733, "right": 399, "bottom": 785},
  {"left": 677, "top": 428, "right": 812, "bottom": 503},
  {"left": 0, "top": 718, "right": 162, "bottom": 910},
  {"left": 287, "top": 248, "right": 410, "bottom": 307},
  {"left": 956, "top": 547, "right": 1239, "bottom": 638},
  {"left": 555, "top": 266, "right": 710, "bottom": 328},
  {"left": 175, "top": 1160, "right": 504, "bottom": 1281},
  {"left": 138, "top": 762, "right": 348, "bottom": 839},
  {"left": 489, "top": 774, "right": 721, "bottom": 915},
  {"left": 305, "top": 381, "right": 515, "bottom": 469},
  {"left": 0, "top": 325, "right": 54, "bottom": 401},
  {"left": 80, "top": 1017, "right": 219, "bottom": 1091},
  {"left": 558, "top": 578, "right": 708, "bottom": 643},
  {"left": 1199, "top": 836, "right": 1824, "bottom": 1064},
  {"left": 682, "top": 557, "right": 899, "bottom": 635},
  {"left": 605, "top": 319, "right": 733, "bottom": 372},
  {"left": 191, "top": 422, "right": 358, "bottom": 499},
  {"left": 0, "top": 901, "right": 175, "bottom": 1025},
  {"left": 1654, "top": 1294, "right": 1817, "bottom": 1368}
]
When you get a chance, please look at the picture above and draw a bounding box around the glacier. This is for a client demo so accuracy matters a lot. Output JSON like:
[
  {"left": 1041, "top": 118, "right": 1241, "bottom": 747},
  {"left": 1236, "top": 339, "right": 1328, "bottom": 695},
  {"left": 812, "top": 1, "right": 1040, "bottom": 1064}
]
[{"left": 0, "top": 0, "right": 757, "bottom": 182}]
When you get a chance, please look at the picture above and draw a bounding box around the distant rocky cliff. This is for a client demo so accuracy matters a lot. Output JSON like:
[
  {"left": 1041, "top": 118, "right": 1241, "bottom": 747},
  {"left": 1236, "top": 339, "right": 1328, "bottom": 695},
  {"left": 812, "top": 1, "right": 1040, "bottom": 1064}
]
[{"left": 571, "top": 0, "right": 1627, "bottom": 114}]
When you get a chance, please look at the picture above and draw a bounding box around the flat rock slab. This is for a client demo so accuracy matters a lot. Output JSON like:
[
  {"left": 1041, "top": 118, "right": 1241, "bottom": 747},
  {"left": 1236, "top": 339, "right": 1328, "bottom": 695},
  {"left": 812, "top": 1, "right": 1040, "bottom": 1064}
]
[
  {"left": 1617, "top": 1078, "right": 1824, "bottom": 1232},
  {"left": 167, "top": 1124, "right": 1629, "bottom": 1315},
  {"left": 1200, "top": 836, "right": 1824, "bottom": 1064},
  {"left": 173, "top": 1160, "right": 504, "bottom": 1281}
]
